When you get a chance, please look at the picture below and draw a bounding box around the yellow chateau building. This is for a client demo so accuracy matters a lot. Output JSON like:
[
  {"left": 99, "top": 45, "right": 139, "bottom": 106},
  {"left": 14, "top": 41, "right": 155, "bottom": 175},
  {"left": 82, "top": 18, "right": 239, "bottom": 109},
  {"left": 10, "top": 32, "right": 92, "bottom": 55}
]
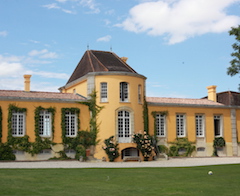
[{"left": 0, "top": 50, "right": 240, "bottom": 161}]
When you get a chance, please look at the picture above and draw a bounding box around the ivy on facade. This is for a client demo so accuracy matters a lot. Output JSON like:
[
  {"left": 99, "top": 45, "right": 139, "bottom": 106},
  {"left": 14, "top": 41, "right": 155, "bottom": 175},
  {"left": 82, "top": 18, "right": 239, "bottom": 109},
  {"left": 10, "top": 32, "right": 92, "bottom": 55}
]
[
  {"left": 0, "top": 106, "right": 2, "bottom": 142},
  {"left": 80, "top": 90, "right": 103, "bottom": 144},
  {"left": 142, "top": 96, "right": 149, "bottom": 133},
  {"left": 168, "top": 138, "right": 195, "bottom": 157},
  {"left": 31, "top": 106, "right": 56, "bottom": 155}
]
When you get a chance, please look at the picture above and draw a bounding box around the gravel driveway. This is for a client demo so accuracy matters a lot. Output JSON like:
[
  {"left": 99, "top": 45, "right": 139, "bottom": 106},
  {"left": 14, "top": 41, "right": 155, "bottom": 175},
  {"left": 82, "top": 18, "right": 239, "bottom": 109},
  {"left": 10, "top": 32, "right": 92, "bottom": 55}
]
[{"left": 0, "top": 157, "right": 240, "bottom": 168}]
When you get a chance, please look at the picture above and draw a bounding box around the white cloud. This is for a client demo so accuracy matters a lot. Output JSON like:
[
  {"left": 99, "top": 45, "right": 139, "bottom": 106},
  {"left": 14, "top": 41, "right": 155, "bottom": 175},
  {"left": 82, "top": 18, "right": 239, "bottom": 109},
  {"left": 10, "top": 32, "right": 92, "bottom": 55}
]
[
  {"left": 42, "top": 3, "right": 60, "bottom": 9},
  {"left": 118, "top": 0, "right": 240, "bottom": 44},
  {"left": 0, "top": 31, "right": 8, "bottom": 37},
  {"left": 40, "top": 52, "right": 58, "bottom": 59},
  {"left": 55, "top": 0, "right": 68, "bottom": 3},
  {"left": 97, "top": 35, "right": 112, "bottom": 42},
  {"left": 28, "top": 49, "right": 58, "bottom": 59},
  {"left": 28, "top": 49, "right": 48, "bottom": 56},
  {"left": 31, "top": 71, "right": 69, "bottom": 79},
  {"left": 79, "top": 0, "right": 100, "bottom": 13}
]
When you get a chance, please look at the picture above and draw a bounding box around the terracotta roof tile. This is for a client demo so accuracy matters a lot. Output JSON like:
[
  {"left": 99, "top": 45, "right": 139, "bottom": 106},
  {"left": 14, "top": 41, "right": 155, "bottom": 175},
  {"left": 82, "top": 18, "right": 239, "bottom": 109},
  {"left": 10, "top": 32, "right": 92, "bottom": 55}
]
[
  {"left": 146, "top": 97, "right": 225, "bottom": 106},
  {"left": 0, "top": 90, "right": 86, "bottom": 102}
]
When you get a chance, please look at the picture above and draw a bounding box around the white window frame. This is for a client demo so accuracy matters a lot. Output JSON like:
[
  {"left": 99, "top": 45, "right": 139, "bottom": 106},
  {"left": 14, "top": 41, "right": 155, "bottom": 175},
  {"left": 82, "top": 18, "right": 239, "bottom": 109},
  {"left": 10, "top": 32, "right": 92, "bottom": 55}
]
[
  {"left": 117, "top": 110, "right": 131, "bottom": 143},
  {"left": 195, "top": 114, "right": 205, "bottom": 137},
  {"left": 12, "top": 111, "right": 25, "bottom": 137},
  {"left": 214, "top": 115, "right": 223, "bottom": 137},
  {"left": 39, "top": 110, "right": 52, "bottom": 137},
  {"left": 120, "top": 82, "right": 129, "bottom": 102},
  {"left": 176, "top": 114, "right": 186, "bottom": 137},
  {"left": 65, "top": 111, "right": 78, "bottom": 137},
  {"left": 100, "top": 82, "right": 108, "bottom": 102},
  {"left": 156, "top": 114, "right": 166, "bottom": 137},
  {"left": 138, "top": 85, "right": 142, "bottom": 103}
]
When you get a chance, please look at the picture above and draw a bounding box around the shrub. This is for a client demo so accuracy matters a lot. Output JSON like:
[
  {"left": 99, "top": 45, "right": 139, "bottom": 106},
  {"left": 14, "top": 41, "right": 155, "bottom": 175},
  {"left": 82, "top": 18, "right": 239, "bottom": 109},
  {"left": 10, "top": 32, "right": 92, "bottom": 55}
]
[
  {"left": 168, "top": 138, "right": 195, "bottom": 157},
  {"left": 102, "top": 136, "right": 119, "bottom": 162},
  {"left": 132, "top": 131, "right": 154, "bottom": 161},
  {"left": 0, "top": 143, "right": 15, "bottom": 160}
]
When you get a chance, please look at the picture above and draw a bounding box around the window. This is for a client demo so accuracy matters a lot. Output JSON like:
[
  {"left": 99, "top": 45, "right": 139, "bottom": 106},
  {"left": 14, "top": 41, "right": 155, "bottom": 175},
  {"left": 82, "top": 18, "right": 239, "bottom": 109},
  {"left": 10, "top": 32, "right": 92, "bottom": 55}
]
[
  {"left": 39, "top": 110, "right": 51, "bottom": 137},
  {"left": 120, "top": 82, "right": 129, "bottom": 102},
  {"left": 100, "top": 82, "right": 108, "bottom": 102},
  {"left": 196, "top": 115, "right": 204, "bottom": 137},
  {"left": 214, "top": 115, "right": 222, "bottom": 137},
  {"left": 12, "top": 111, "right": 25, "bottom": 136},
  {"left": 176, "top": 114, "right": 186, "bottom": 137},
  {"left": 156, "top": 114, "right": 166, "bottom": 137},
  {"left": 118, "top": 110, "right": 130, "bottom": 143},
  {"left": 65, "top": 111, "right": 77, "bottom": 137},
  {"left": 138, "top": 85, "right": 142, "bottom": 103}
]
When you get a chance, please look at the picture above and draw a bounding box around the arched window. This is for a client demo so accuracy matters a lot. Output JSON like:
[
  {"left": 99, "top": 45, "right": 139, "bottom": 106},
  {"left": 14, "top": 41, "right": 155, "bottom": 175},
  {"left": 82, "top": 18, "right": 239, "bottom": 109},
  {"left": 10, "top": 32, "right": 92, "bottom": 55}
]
[{"left": 120, "top": 82, "right": 129, "bottom": 102}]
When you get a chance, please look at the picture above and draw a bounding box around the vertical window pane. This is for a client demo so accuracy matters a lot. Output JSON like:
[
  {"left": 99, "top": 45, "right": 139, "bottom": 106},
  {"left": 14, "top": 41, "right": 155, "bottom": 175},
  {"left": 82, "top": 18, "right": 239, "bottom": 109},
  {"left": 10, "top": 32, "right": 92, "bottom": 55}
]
[
  {"left": 120, "top": 82, "right": 129, "bottom": 102},
  {"left": 39, "top": 111, "right": 51, "bottom": 137},
  {"left": 100, "top": 82, "right": 108, "bottom": 102},
  {"left": 156, "top": 114, "right": 166, "bottom": 137},
  {"left": 196, "top": 115, "right": 204, "bottom": 137},
  {"left": 214, "top": 115, "right": 222, "bottom": 136},
  {"left": 176, "top": 114, "right": 185, "bottom": 137},
  {"left": 65, "top": 111, "right": 77, "bottom": 137},
  {"left": 118, "top": 110, "right": 130, "bottom": 138},
  {"left": 12, "top": 111, "right": 25, "bottom": 136}
]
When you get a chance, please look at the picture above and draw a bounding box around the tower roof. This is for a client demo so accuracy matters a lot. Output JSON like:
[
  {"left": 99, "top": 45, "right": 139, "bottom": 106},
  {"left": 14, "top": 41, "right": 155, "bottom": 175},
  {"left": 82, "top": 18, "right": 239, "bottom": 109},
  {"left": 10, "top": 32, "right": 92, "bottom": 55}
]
[{"left": 66, "top": 50, "right": 137, "bottom": 84}]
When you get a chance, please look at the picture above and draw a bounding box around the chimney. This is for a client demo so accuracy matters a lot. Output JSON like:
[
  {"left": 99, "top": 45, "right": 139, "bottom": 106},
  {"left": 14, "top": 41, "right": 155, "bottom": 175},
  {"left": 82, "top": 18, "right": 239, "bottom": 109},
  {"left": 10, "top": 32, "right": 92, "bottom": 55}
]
[
  {"left": 207, "top": 85, "right": 217, "bottom": 102},
  {"left": 24, "top": 75, "right": 31, "bottom": 92},
  {"left": 121, "top": 57, "right": 128, "bottom": 63}
]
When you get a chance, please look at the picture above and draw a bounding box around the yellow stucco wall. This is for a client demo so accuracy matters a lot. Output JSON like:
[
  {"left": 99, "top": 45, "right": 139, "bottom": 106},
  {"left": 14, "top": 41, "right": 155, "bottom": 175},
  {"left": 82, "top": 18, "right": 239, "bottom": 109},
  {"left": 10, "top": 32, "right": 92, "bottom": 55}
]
[
  {"left": 0, "top": 100, "right": 90, "bottom": 144},
  {"left": 94, "top": 74, "right": 146, "bottom": 160},
  {"left": 148, "top": 105, "right": 233, "bottom": 156}
]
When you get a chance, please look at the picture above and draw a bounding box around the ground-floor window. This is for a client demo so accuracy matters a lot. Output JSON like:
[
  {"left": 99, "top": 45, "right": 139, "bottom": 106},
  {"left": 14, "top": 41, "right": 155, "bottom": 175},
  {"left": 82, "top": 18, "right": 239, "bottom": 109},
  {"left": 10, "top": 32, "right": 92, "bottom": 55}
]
[
  {"left": 196, "top": 115, "right": 204, "bottom": 137},
  {"left": 214, "top": 115, "right": 222, "bottom": 137},
  {"left": 176, "top": 114, "right": 186, "bottom": 137},
  {"left": 156, "top": 114, "right": 166, "bottom": 137},
  {"left": 12, "top": 111, "right": 25, "bottom": 136}
]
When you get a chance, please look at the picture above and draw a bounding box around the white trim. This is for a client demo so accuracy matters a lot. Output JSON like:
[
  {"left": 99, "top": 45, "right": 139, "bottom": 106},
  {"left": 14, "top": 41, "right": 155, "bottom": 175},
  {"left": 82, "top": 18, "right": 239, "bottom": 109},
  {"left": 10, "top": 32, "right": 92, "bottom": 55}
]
[
  {"left": 12, "top": 111, "right": 26, "bottom": 137},
  {"left": 176, "top": 114, "right": 186, "bottom": 137},
  {"left": 195, "top": 114, "right": 205, "bottom": 137},
  {"left": 156, "top": 114, "right": 166, "bottom": 137}
]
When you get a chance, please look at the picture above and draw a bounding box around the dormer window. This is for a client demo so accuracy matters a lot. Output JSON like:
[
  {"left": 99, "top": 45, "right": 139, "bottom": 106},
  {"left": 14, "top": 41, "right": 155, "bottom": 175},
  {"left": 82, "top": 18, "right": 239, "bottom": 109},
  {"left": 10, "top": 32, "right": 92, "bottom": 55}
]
[{"left": 120, "top": 82, "right": 129, "bottom": 102}]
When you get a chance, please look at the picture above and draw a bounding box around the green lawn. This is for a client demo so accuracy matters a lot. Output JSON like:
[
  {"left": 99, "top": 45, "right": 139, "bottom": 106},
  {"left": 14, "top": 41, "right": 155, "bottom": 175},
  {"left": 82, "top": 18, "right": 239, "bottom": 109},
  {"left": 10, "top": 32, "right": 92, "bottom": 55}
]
[{"left": 0, "top": 164, "right": 239, "bottom": 196}]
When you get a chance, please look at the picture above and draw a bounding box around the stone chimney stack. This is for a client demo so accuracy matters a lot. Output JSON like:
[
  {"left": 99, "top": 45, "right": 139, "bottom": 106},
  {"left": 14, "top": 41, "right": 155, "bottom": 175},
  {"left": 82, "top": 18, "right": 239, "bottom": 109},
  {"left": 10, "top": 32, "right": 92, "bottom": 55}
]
[
  {"left": 24, "top": 75, "right": 31, "bottom": 92},
  {"left": 207, "top": 85, "right": 217, "bottom": 102},
  {"left": 121, "top": 57, "right": 128, "bottom": 63}
]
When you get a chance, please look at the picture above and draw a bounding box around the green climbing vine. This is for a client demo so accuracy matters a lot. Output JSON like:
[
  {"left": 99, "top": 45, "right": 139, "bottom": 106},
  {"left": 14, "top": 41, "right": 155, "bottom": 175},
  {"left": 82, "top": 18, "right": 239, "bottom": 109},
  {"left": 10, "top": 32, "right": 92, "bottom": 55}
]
[
  {"left": 143, "top": 96, "right": 149, "bottom": 133},
  {"left": 80, "top": 90, "right": 104, "bottom": 144},
  {"left": 61, "top": 107, "right": 95, "bottom": 160},
  {"left": 0, "top": 106, "right": 2, "bottom": 142},
  {"left": 7, "top": 104, "right": 31, "bottom": 153},
  {"left": 168, "top": 138, "right": 196, "bottom": 157},
  {"left": 151, "top": 111, "right": 168, "bottom": 137}
]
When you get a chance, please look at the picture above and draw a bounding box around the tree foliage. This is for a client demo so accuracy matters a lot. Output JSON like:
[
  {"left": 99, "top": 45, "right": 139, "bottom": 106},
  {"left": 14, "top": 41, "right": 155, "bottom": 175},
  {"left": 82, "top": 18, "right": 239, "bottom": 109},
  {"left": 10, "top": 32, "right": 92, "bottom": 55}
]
[{"left": 227, "top": 25, "right": 240, "bottom": 89}]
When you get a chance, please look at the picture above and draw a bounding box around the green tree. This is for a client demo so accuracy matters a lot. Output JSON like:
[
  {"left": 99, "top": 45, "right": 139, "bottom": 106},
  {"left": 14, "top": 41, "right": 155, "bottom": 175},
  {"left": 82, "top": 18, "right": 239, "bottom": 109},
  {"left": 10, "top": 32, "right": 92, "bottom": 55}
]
[{"left": 227, "top": 25, "right": 240, "bottom": 89}]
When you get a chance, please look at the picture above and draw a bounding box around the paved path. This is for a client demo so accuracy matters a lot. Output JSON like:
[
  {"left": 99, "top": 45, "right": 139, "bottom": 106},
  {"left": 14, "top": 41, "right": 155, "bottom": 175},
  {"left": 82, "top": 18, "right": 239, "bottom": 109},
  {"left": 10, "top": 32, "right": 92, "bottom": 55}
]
[{"left": 0, "top": 157, "right": 240, "bottom": 168}]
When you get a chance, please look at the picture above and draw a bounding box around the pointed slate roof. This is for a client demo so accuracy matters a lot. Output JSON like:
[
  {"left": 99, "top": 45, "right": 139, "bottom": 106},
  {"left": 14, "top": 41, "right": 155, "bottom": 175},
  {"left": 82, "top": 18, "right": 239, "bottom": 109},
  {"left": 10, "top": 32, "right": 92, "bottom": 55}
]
[{"left": 66, "top": 50, "right": 137, "bottom": 84}]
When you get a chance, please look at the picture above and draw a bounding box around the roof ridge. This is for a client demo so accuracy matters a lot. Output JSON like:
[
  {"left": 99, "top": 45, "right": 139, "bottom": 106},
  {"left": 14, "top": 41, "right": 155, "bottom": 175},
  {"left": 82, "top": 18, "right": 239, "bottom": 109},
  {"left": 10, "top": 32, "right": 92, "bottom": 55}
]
[{"left": 89, "top": 50, "right": 108, "bottom": 71}]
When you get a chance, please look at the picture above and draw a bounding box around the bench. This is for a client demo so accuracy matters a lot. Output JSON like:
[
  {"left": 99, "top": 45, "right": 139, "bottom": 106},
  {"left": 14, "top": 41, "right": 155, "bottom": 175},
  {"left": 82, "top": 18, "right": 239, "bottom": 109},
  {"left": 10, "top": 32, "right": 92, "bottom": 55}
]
[{"left": 123, "top": 156, "right": 141, "bottom": 162}]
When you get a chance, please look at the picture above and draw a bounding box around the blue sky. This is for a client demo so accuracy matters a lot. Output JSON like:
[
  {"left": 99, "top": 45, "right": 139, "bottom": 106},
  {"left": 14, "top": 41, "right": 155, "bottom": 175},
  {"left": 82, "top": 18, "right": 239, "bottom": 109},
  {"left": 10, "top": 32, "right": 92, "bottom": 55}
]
[{"left": 0, "top": 0, "right": 240, "bottom": 98}]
